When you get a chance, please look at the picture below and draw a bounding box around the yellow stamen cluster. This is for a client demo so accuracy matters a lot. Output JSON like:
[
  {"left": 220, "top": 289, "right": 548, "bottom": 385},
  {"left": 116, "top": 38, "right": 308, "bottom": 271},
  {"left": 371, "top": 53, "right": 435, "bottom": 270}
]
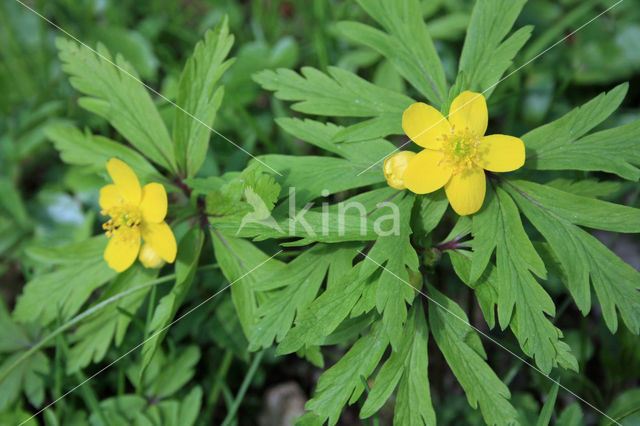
[
  {"left": 436, "top": 126, "right": 481, "bottom": 175},
  {"left": 101, "top": 205, "right": 141, "bottom": 243}
]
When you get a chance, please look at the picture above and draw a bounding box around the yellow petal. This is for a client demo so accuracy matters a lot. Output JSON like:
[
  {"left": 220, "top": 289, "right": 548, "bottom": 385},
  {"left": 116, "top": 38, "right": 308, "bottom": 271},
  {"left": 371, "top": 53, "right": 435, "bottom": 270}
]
[
  {"left": 444, "top": 166, "right": 486, "bottom": 216},
  {"left": 403, "top": 149, "right": 453, "bottom": 194},
  {"left": 402, "top": 102, "right": 452, "bottom": 149},
  {"left": 476, "top": 134, "right": 525, "bottom": 172},
  {"left": 383, "top": 151, "right": 416, "bottom": 190},
  {"left": 106, "top": 158, "right": 141, "bottom": 206},
  {"left": 138, "top": 243, "right": 166, "bottom": 269},
  {"left": 448, "top": 91, "right": 488, "bottom": 137},
  {"left": 140, "top": 183, "right": 168, "bottom": 223},
  {"left": 99, "top": 184, "right": 123, "bottom": 210},
  {"left": 141, "top": 221, "right": 177, "bottom": 263},
  {"left": 104, "top": 229, "right": 141, "bottom": 272}
]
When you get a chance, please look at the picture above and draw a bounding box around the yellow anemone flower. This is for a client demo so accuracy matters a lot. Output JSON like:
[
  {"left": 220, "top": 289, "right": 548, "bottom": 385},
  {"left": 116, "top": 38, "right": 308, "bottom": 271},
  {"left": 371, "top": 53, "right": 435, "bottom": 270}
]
[
  {"left": 391, "top": 91, "right": 525, "bottom": 215},
  {"left": 100, "top": 158, "right": 177, "bottom": 272}
]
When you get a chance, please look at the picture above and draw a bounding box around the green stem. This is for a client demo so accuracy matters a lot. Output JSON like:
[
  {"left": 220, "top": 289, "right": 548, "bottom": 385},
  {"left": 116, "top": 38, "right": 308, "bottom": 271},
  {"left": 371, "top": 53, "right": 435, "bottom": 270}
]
[
  {"left": 0, "top": 264, "right": 217, "bottom": 384},
  {"left": 220, "top": 351, "right": 265, "bottom": 426},
  {"left": 205, "top": 349, "right": 234, "bottom": 421}
]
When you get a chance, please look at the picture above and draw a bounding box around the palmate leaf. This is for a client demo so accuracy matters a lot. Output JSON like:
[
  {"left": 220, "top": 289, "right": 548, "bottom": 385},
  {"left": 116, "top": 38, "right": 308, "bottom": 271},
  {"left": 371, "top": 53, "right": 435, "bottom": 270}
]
[
  {"left": 470, "top": 187, "right": 576, "bottom": 373},
  {"left": 336, "top": 0, "right": 447, "bottom": 108},
  {"left": 250, "top": 244, "right": 362, "bottom": 350},
  {"left": 276, "top": 263, "right": 373, "bottom": 355},
  {"left": 454, "top": 0, "right": 532, "bottom": 100},
  {"left": 427, "top": 285, "right": 518, "bottom": 426},
  {"left": 254, "top": 66, "right": 412, "bottom": 142},
  {"left": 360, "top": 192, "right": 418, "bottom": 349},
  {"left": 505, "top": 181, "right": 640, "bottom": 334},
  {"left": 304, "top": 320, "right": 389, "bottom": 426},
  {"left": 361, "top": 304, "right": 436, "bottom": 426},
  {"left": 174, "top": 17, "right": 234, "bottom": 177},
  {"left": 524, "top": 83, "right": 640, "bottom": 181},
  {"left": 56, "top": 38, "right": 177, "bottom": 173}
]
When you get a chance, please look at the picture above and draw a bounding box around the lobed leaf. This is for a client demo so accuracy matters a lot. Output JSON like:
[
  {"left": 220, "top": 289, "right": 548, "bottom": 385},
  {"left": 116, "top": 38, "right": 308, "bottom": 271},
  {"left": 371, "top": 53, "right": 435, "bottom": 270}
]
[{"left": 174, "top": 17, "right": 234, "bottom": 177}]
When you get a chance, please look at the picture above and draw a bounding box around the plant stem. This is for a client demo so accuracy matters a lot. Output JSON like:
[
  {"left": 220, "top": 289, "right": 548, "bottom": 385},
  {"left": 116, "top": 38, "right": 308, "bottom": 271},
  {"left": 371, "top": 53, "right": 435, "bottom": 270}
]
[
  {"left": 205, "top": 349, "right": 234, "bottom": 421},
  {"left": 220, "top": 351, "right": 265, "bottom": 426}
]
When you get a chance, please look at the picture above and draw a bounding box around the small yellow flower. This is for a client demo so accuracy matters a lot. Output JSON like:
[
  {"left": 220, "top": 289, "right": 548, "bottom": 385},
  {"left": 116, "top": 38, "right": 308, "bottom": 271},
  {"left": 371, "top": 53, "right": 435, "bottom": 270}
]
[
  {"left": 100, "top": 158, "right": 177, "bottom": 272},
  {"left": 394, "top": 91, "right": 525, "bottom": 215}
]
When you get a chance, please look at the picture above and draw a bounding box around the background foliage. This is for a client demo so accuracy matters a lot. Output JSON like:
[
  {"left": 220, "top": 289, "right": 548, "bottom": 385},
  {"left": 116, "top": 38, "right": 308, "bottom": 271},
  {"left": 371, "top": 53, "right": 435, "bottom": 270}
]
[{"left": 1, "top": 0, "right": 639, "bottom": 425}]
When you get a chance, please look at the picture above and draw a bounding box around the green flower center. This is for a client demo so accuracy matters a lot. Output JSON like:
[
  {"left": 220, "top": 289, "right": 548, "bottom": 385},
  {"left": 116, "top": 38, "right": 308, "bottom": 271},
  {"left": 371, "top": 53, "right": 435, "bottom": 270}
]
[
  {"left": 437, "top": 128, "right": 480, "bottom": 174},
  {"left": 101, "top": 205, "right": 141, "bottom": 241}
]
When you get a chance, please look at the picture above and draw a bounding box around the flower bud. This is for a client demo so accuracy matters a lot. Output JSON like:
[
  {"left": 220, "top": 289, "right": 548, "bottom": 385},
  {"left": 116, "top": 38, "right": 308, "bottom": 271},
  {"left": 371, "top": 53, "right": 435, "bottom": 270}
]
[
  {"left": 383, "top": 151, "right": 416, "bottom": 190},
  {"left": 139, "top": 243, "right": 165, "bottom": 269}
]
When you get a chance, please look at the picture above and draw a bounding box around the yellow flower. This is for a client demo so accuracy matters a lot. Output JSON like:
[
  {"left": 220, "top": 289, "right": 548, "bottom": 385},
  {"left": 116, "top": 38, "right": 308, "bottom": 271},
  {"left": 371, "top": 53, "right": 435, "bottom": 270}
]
[
  {"left": 392, "top": 91, "right": 525, "bottom": 215},
  {"left": 100, "top": 158, "right": 177, "bottom": 272}
]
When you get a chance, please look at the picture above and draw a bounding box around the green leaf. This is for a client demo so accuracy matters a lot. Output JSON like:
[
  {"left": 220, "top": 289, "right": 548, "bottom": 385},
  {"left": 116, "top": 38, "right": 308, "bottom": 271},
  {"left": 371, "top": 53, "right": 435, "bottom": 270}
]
[
  {"left": 455, "top": 0, "right": 531, "bottom": 99},
  {"left": 140, "top": 228, "right": 204, "bottom": 372},
  {"left": 506, "top": 181, "right": 640, "bottom": 334},
  {"left": 556, "top": 403, "right": 583, "bottom": 426},
  {"left": 360, "top": 193, "right": 418, "bottom": 349},
  {"left": 470, "top": 187, "right": 576, "bottom": 373},
  {"left": 25, "top": 235, "right": 108, "bottom": 266},
  {"left": 305, "top": 321, "right": 389, "bottom": 426},
  {"left": 45, "top": 125, "right": 162, "bottom": 183},
  {"left": 523, "top": 83, "right": 640, "bottom": 181},
  {"left": 536, "top": 382, "right": 559, "bottom": 426},
  {"left": 274, "top": 118, "right": 397, "bottom": 163},
  {"left": 56, "top": 38, "right": 177, "bottom": 173},
  {"left": 545, "top": 178, "right": 622, "bottom": 199},
  {"left": 211, "top": 231, "right": 284, "bottom": 337},
  {"left": 361, "top": 304, "right": 436, "bottom": 425},
  {"left": 337, "top": 0, "right": 448, "bottom": 106},
  {"left": 449, "top": 250, "right": 498, "bottom": 329},
  {"left": 508, "top": 180, "right": 640, "bottom": 233},
  {"left": 66, "top": 265, "right": 157, "bottom": 373},
  {"left": 13, "top": 257, "right": 116, "bottom": 326},
  {"left": 247, "top": 155, "right": 383, "bottom": 203},
  {"left": 277, "top": 263, "right": 373, "bottom": 355},
  {"left": 254, "top": 66, "right": 412, "bottom": 141},
  {"left": 493, "top": 187, "right": 576, "bottom": 373},
  {"left": 427, "top": 284, "right": 518, "bottom": 425},
  {"left": 250, "top": 244, "right": 361, "bottom": 349},
  {"left": 174, "top": 18, "right": 234, "bottom": 177},
  {"left": 0, "top": 351, "right": 49, "bottom": 411}
]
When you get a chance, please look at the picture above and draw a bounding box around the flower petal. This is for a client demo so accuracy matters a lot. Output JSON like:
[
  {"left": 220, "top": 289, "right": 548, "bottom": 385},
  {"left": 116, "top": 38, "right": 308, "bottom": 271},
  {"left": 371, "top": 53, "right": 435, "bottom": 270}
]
[
  {"left": 476, "top": 134, "right": 525, "bottom": 172},
  {"left": 140, "top": 183, "right": 168, "bottom": 223},
  {"left": 444, "top": 166, "right": 486, "bottom": 216},
  {"left": 141, "top": 221, "right": 177, "bottom": 263},
  {"left": 106, "top": 158, "right": 141, "bottom": 206},
  {"left": 402, "top": 102, "right": 452, "bottom": 149},
  {"left": 99, "top": 184, "right": 123, "bottom": 210},
  {"left": 448, "top": 91, "right": 488, "bottom": 137},
  {"left": 104, "top": 230, "right": 141, "bottom": 272},
  {"left": 403, "top": 149, "right": 453, "bottom": 194},
  {"left": 384, "top": 151, "right": 416, "bottom": 190}
]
